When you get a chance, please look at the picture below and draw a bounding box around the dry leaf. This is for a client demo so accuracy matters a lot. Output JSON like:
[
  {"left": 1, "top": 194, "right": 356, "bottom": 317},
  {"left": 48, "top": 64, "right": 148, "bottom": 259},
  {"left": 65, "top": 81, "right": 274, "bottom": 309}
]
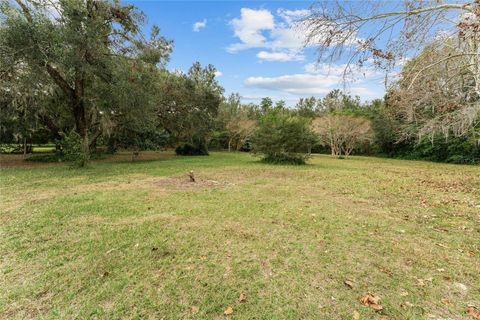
[
  {"left": 370, "top": 303, "right": 384, "bottom": 311},
  {"left": 224, "top": 306, "right": 233, "bottom": 316},
  {"left": 466, "top": 251, "right": 475, "bottom": 257},
  {"left": 360, "top": 293, "right": 383, "bottom": 311},
  {"left": 190, "top": 306, "right": 199, "bottom": 314},
  {"left": 344, "top": 280, "right": 354, "bottom": 289},
  {"left": 353, "top": 310, "right": 360, "bottom": 320},
  {"left": 467, "top": 306, "right": 480, "bottom": 319},
  {"left": 441, "top": 298, "right": 450, "bottom": 305},
  {"left": 239, "top": 291, "right": 247, "bottom": 302}
]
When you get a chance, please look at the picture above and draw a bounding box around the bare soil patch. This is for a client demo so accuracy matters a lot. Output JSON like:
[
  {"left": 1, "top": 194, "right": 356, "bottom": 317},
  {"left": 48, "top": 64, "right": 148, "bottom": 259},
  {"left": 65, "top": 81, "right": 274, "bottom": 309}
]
[
  {"left": 0, "top": 151, "right": 176, "bottom": 169},
  {"left": 155, "top": 174, "right": 234, "bottom": 190},
  {"left": 0, "top": 154, "right": 64, "bottom": 169},
  {"left": 102, "top": 151, "right": 176, "bottom": 162}
]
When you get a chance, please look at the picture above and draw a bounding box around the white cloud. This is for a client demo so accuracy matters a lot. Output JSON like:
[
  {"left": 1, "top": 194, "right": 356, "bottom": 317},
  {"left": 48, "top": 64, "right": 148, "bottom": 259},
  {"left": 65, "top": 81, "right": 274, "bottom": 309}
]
[
  {"left": 214, "top": 71, "right": 223, "bottom": 77},
  {"left": 277, "top": 9, "right": 310, "bottom": 25},
  {"left": 245, "top": 61, "right": 384, "bottom": 99},
  {"left": 227, "top": 7, "right": 362, "bottom": 62},
  {"left": 348, "top": 87, "right": 377, "bottom": 97},
  {"left": 227, "top": 7, "right": 311, "bottom": 59},
  {"left": 245, "top": 74, "right": 340, "bottom": 95},
  {"left": 304, "top": 61, "right": 383, "bottom": 81},
  {"left": 269, "top": 27, "right": 307, "bottom": 50},
  {"left": 193, "top": 19, "right": 207, "bottom": 32},
  {"left": 227, "top": 8, "right": 275, "bottom": 52},
  {"left": 256, "top": 51, "right": 304, "bottom": 62}
]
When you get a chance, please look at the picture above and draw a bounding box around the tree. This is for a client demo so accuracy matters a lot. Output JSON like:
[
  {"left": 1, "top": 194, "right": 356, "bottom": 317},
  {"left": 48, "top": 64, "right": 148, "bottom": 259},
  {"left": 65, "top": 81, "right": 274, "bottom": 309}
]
[
  {"left": 259, "top": 97, "right": 273, "bottom": 114},
  {"left": 0, "top": 0, "right": 172, "bottom": 163},
  {"left": 157, "top": 62, "right": 224, "bottom": 154},
  {"left": 312, "top": 114, "right": 373, "bottom": 157},
  {"left": 295, "top": 97, "right": 319, "bottom": 118},
  {"left": 0, "top": 62, "right": 48, "bottom": 155},
  {"left": 304, "top": 0, "right": 479, "bottom": 136},
  {"left": 388, "top": 40, "right": 479, "bottom": 140},
  {"left": 226, "top": 118, "right": 256, "bottom": 152},
  {"left": 317, "top": 89, "right": 361, "bottom": 113},
  {"left": 252, "top": 111, "right": 316, "bottom": 164}
]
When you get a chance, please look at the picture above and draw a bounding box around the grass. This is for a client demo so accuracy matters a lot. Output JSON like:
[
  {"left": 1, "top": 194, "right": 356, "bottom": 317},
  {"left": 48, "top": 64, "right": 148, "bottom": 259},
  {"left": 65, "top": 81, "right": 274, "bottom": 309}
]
[
  {"left": 1, "top": 144, "right": 56, "bottom": 154},
  {"left": 0, "top": 152, "right": 479, "bottom": 319}
]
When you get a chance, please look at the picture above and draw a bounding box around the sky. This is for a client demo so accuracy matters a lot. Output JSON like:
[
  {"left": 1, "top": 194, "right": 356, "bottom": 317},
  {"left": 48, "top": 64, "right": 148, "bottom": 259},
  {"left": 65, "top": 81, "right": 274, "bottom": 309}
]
[{"left": 128, "top": 0, "right": 388, "bottom": 105}]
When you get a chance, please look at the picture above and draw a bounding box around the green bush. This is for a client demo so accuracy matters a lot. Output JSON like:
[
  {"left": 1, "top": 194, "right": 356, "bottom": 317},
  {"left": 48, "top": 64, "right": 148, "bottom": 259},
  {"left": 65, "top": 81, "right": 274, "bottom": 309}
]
[
  {"left": 59, "top": 132, "right": 89, "bottom": 167},
  {"left": 175, "top": 137, "right": 209, "bottom": 156},
  {"left": 398, "top": 135, "right": 480, "bottom": 164},
  {"left": 252, "top": 111, "right": 316, "bottom": 165},
  {"left": 26, "top": 153, "right": 64, "bottom": 162}
]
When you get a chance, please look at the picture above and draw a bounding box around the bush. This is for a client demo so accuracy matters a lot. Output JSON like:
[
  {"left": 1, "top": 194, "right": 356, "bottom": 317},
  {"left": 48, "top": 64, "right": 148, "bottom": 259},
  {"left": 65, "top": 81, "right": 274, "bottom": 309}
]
[
  {"left": 59, "top": 131, "right": 89, "bottom": 167},
  {"left": 252, "top": 111, "right": 316, "bottom": 165},
  {"left": 26, "top": 153, "right": 64, "bottom": 162},
  {"left": 398, "top": 135, "right": 480, "bottom": 164},
  {"left": 175, "top": 138, "right": 209, "bottom": 156}
]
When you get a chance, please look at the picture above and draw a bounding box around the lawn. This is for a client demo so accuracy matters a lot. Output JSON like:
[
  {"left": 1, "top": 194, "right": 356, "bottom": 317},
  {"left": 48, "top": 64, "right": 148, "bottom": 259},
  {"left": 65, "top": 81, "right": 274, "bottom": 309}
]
[{"left": 1, "top": 152, "right": 479, "bottom": 319}]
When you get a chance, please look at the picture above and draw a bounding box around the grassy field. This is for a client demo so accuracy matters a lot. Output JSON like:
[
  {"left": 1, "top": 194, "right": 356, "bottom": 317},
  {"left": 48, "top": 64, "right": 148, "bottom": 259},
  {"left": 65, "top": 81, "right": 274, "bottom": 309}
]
[{"left": 1, "top": 152, "right": 479, "bottom": 319}]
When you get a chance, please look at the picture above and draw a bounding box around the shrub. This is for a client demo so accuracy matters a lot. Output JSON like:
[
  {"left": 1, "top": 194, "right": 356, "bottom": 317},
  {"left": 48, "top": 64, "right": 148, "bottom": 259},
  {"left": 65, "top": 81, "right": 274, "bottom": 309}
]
[
  {"left": 252, "top": 111, "right": 316, "bottom": 165},
  {"left": 175, "top": 137, "right": 209, "bottom": 156},
  {"left": 59, "top": 131, "right": 89, "bottom": 167}
]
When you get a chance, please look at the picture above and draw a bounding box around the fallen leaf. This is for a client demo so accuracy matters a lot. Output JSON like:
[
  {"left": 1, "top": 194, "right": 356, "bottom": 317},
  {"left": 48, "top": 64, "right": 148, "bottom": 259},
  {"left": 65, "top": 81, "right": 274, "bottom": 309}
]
[
  {"left": 370, "top": 303, "right": 384, "bottom": 311},
  {"left": 239, "top": 291, "right": 247, "bottom": 302},
  {"left": 224, "top": 306, "right": 233, "bottom": 316},
  {"left": 344, "top": 280, "right": 354, "bottom": 289},
  {"left": 190, "top": 306, "right": 199, "bottom": 314},
  {"left": 441, "top": 298, "right": 450, "bottom": 305},
  {"left": 352, "top": 310, "right": 360, "bottom": 320},
  {"left": 466, "top": 251, "right": 475, "bottom": 257},
  {"left": 467, "top": 306, "right": 480, "bottom": 319},
  {"left": 360, "top": 293, "right": 383, "bottom": 311}
]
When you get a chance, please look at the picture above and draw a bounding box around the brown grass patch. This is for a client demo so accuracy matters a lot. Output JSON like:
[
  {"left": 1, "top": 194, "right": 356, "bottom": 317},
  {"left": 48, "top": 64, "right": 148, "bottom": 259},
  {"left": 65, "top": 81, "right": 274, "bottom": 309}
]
[
  {"left": 0, "top": 154, "right": 64, "bottom": 169},
  {"left": 155, "top": 174, "right": 235, "bottom": 190},
  {"left": 0, "top": 151, "right": 175, "bottom": 169}
]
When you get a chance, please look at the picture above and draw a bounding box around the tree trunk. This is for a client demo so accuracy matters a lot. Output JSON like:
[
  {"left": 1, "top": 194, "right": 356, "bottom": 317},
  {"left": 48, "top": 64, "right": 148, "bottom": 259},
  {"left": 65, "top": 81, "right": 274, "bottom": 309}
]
[
  {"left": 23, "top": 137, "right": 27, "bottom": 158},
  {"left": 72, "top": 94, "right": 90, "bottom": 166}
]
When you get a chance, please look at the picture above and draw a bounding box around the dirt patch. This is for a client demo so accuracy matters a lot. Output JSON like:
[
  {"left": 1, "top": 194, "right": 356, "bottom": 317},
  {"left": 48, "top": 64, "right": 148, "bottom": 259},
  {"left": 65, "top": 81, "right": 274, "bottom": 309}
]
[
  {"left": 99, "top": 151, "right": 176, "bottom": 162},
  {"left": 65, "top": 172, "right": 238, "bottom": 197},
  {"left": 0, "top": 151, "right": 176, "bottom": 169},
  {"left": 155, "top": 175, "right": 234, "bottom": 190},
  {"left": 0, "top": 154, "right": 64, "bottom": 169}
]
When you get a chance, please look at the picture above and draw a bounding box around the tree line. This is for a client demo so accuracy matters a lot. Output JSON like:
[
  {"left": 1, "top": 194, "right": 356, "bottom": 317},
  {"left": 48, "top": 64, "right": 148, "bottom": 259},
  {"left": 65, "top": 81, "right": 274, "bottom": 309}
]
[{"left": 1, "top": 0, "right": 478, "bottom": 165}]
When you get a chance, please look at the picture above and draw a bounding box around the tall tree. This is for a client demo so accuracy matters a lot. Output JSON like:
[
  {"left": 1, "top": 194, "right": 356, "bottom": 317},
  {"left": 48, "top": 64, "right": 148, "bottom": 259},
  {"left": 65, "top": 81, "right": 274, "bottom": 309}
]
[
  {"left": 304, "top": 0, "right": 479, "bottom": 136},
  {"left": 0, "top": 0, "right": 172, "bottom": 159}
]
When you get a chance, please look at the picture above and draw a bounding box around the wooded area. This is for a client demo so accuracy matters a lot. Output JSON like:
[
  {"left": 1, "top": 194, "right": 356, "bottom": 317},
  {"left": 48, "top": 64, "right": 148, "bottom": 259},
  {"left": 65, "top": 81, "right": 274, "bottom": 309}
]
[{"left": 1, "top": 0, "right": 479, "bottom": 165}]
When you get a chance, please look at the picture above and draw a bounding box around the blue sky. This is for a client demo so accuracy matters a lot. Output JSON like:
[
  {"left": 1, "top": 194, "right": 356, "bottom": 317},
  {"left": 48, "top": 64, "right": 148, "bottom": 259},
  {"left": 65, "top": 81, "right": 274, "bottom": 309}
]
[{"left": 128, "top": 1, "right": 387, "bottom": 105}]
